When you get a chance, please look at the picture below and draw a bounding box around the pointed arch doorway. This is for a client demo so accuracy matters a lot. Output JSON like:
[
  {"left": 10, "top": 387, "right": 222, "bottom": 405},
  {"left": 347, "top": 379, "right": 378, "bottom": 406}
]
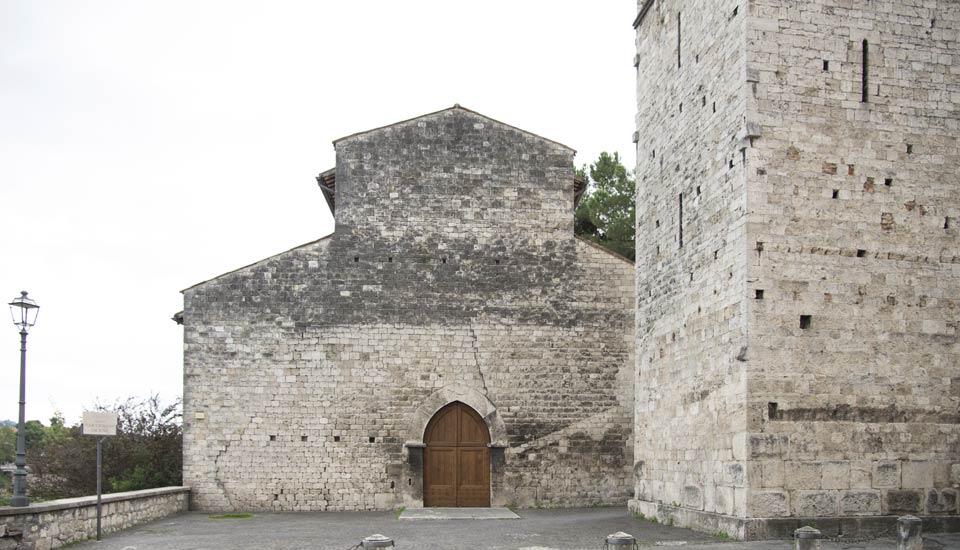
[{"left": 423, "top": 401, "right": 491, "bottom": 507}]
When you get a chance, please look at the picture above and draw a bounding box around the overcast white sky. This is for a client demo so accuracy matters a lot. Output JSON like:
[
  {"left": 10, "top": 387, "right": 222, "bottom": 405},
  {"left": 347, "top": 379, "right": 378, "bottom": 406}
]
[{"left": 0, "top": 1, "right": 637, "bottom": 425}]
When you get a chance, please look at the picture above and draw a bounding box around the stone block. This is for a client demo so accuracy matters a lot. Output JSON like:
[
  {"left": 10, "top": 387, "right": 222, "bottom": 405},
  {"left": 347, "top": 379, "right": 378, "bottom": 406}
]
[
  {"left": 747, "top": 489, "right": 790, "bottom": 517},
  {"left": 714, "top": 486, "right": 735, "bottom": 516},
  {"left": 873, "top": 461, "right": 901, "bottom": 488},
  {"left": 796, "top": 491, "right": 838, "bottom": 517},
  {"left": 952, "top": 464, "right": 960, "bottom": 487},
  {"left": 702, "top": 483, "right": 716, "bottom": 513},
  {"left": 663, "top": 481, "right": 680, "bottom": 506},
  {"left": 732, "top": 487, "right": 748, "bottom": 518},
  {"left": 683, "top": 485, "right": 703, "bottom": 510},
  {"left": 785, "top": 462, "right": 822, "bottom": 490},
  {"left": 927, "top": 489, "right": 958, "bottom": 514},
  {"left": 849, "top": 461, "right": 872, "bottom": 489},
  {"left": 884, "top": 490, "right": 923, "bottom": 514},
  {"left": 762, "top": 460, "right": 784, "bottom": 488},
  {"left": 822, "top": 462, "right": 850, "bottom": 490},
  {"left": 933, "top": 462, "right": 952, "bottom": 487},
  {"left": 723, "top": 462, "right": 746, "bottom": 487},
  {"left": 839, "top": 490, "right": 881, "bottom": 515},
  {"left": 902, "top": 462, "right": 935, "bottom": 489}
]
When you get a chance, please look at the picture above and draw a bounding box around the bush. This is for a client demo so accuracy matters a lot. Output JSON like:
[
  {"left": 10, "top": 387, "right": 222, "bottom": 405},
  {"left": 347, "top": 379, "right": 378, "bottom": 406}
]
[{"left": 26, "top": 396, "right": 182, "bottom": 500}]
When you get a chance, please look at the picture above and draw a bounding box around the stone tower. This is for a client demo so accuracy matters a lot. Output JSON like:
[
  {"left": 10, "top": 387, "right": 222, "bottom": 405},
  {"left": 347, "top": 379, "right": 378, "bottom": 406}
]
[{"left": 632, "top": 0, "right": 959, "bottom": 539}]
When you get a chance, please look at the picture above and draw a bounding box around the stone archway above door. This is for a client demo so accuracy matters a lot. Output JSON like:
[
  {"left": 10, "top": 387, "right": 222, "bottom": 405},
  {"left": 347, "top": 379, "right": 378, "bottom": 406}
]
[{"left": 405, "top": 383, "right": 508, "bottom": 447}]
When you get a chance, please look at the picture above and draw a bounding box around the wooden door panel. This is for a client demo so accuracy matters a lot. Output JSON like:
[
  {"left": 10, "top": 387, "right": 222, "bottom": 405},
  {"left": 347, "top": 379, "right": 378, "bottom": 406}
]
[
  {"left": 457, "top": 448, "right": 490, "bottom": 507},
  {"left": 424, "top": 401, "right": 491, "bottom": 507},
  {"left": 425, "top": 406, "right": 459, "bottom": 446},
  {"left": 458, "top": 406, "right": 491, "bottom": 446},
  {"left": 424, "top": 448, "right": 457, "bottom": 507}
]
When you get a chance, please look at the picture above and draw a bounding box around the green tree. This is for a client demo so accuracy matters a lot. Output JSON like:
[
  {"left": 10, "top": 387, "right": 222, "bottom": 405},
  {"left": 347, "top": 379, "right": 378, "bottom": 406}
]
[
  {"left": 574, "top": 152, "right": 636, "bottom": 261},
  {"left": 23, "top": 420, "right": 47, "bottom": 451},
  {"left": 0, "top": 425, "right": 15, "bottom": 463},
  {"left": 0, "top": 416, "right": 64, "bottom": 465}
]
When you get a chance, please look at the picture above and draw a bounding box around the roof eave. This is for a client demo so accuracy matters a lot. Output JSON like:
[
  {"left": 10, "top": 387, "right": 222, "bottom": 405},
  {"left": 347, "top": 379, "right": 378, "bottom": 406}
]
[
  {"left": 180, "top": 233, "right": 334, "bottom": 294},
  {"left": 332, "top": 104, "right": 577, "bottom": 154}
]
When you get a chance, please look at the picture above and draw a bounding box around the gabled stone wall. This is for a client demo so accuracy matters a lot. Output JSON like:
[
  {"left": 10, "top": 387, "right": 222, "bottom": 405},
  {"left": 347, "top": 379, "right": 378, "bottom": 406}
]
[{"left": 182, "top": 107, "right": 635, "bottom": 511}]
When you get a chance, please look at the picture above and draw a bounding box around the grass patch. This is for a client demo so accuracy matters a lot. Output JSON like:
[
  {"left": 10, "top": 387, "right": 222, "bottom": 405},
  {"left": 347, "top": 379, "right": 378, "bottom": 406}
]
[
  {"left": 208, "top": 513, "right": 254, "bottom": 519},
  {"left": 394, "top": 506, "right": 405, "bottom": 518}
]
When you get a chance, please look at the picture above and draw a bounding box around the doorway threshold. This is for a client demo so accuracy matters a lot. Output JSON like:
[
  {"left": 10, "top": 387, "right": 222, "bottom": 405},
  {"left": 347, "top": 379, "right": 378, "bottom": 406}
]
[{"left": 398, "top": 508, "right": 520, "bottom": 520}]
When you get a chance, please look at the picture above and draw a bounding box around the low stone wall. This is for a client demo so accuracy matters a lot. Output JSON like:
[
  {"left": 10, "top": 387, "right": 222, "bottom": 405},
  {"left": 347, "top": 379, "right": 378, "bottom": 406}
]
[{"left": 0, "top": 486, "right": 189, "bottom": 549}]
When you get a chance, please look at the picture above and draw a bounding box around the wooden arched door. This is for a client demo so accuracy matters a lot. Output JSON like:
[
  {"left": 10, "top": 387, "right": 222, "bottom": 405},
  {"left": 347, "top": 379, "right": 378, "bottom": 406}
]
[{"left": 423, "top": 401, "right": 491, "bottom": 507}]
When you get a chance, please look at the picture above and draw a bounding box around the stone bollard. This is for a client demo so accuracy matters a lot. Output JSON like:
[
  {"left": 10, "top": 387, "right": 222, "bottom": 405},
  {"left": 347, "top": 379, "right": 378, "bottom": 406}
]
[
  {"left": 361, "top": 534, "right": 394, "bottom": 548},
  {"left": 794, "top": 526, "right": 821, "bottom": 550},
  {"left": 605, "top": 531, "right": 637, "bottom": 549},
  {"left": 897, "top": 515, "right": 922, "bottom": 550}
]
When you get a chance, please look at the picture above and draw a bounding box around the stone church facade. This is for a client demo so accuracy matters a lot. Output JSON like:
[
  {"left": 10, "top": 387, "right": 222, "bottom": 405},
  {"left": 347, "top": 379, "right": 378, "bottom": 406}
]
[
  {"left": 178, "top": 2, "right": 960, "bottom": 539},
  {"left": 631, "top": 0, "right": 960, "bottom": 539},
  {"left": 179, "top": 106, "right": 635, "bottom": 511}
]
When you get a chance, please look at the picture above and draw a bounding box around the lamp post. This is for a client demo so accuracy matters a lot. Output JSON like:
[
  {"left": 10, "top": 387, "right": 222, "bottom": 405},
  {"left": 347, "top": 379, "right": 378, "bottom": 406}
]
[{"left": 8, "top": 291, "right": 39, "bottom": 507}]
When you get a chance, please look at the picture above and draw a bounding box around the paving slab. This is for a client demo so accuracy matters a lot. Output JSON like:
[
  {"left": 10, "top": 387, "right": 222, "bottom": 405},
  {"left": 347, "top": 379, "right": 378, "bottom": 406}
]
[
  {"left": 399, "top": 506, "right": 520, "bottom": 520},
  {"left": 63, "top": 507, "right": 960, "bottom": 550}
]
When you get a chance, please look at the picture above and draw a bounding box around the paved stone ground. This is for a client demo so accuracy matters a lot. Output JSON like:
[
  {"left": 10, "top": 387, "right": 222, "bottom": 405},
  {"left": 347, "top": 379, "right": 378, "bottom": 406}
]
[{"left": 68, "top": 508, "right": 960, "bottom": 550}]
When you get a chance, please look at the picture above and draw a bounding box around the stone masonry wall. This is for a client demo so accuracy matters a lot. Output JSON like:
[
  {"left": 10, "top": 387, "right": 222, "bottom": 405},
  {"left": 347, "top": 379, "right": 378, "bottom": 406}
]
[
  {"left": 633, "top": 0, "right": 959, "bottom": 539},
  {"left": 182, "top": 107, "right": 635, "bottom": 511},
  {"left": 744, "top": 0, "right": 960, "bottom": 524},
  {"left": 631, "top": 0, "right": 752, "bottom": 536},
  {"left": 0, "top": 487, "right": 189, "bottom": 550}
]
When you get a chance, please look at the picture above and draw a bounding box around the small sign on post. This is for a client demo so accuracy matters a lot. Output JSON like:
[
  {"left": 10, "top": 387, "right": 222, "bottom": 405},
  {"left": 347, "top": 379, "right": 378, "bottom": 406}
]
[
  {"left": 82, "top": 411, "right": 119, "bottom": 436},
  {"left": 82, "top": 411, "right": 118, "bottom": 541}
]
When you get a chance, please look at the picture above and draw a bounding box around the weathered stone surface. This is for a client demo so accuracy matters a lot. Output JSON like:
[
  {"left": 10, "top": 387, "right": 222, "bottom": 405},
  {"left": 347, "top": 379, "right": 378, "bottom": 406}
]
[
  {"left": 874, "top": 462, "right": 901, "bottom": 489},
  {"left": 927, "top": 489, "right": 958, "bottom": 514},
  {"left": 885, "top": 490, "right": 923, "bottom": 515},
  {"left": 902, "top": 462, "right": 936, "bottom": 489},
  {"left": 182, "top": 106, "right": 636, "bottom": 511},
  {"left": 683, "top": 485, "right": 703, "bottom": 510},
  {"left": 633, "top": 0, "right": 960, "bottom": 536},
  {"left": 784, "top": 462, "right": 822, "bottom": 490},
  {"left": 796, "top": 492, "right": 838, "bottom": 517},
  {"left": 839, "top": 491, "right": 881, "bottom": 516},
  {"left": 747, "top": 490, "right": 789, "bottom": 517},
  {"left": 821, "top": 462, "right": 850, "bottom": 490},
  {"left": 760, "top": 460, "right": 784, "bottom": 488}
]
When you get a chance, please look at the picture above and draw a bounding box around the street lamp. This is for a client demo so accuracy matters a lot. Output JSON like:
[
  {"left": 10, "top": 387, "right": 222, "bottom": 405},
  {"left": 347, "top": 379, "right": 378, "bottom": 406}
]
[{"left": 8, "top": 291, "right": 38, "bottom": 507}]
